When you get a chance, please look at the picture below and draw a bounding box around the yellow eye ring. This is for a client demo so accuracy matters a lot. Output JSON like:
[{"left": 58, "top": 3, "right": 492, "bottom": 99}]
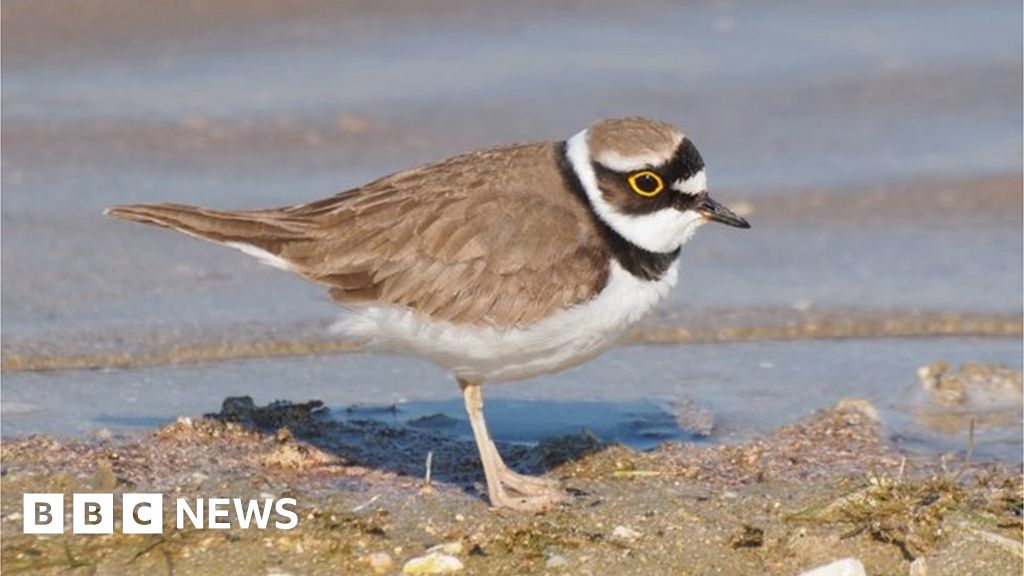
[{"left": 627, "top": 171, "right": 664, "bottom": 197}]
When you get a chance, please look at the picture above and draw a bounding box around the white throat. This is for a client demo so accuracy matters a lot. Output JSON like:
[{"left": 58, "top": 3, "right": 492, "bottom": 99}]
[{"left": 566, "top": 129, "right": 705, "bottom": 254}]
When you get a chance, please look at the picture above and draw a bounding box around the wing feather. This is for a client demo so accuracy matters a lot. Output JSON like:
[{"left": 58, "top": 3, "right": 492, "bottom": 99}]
[
  {"left": 119, "top": 142, "right": 611, "bottom": 328},
  {"left": 288, "top": 143, "right": 611, "bottom": 327}
]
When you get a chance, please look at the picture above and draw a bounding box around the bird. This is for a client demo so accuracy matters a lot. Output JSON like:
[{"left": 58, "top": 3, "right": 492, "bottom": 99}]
[{"left": 106, "top": 117, "right": 750, "bottom": 511}]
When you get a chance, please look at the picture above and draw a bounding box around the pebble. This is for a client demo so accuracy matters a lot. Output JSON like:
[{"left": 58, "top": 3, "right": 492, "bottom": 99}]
[
  {"left": 909, "top": 557, "right": 928, "bottom": 576},
  {"left": 797, "top": 558, "right": 867, "bottom": 576},
  {"left": 402, "top": 552, "right": 464, "bottom": 574},
  {"left": 611, "top": 525, "right": 642, "bottom": 542},
  {"left": 363, "top": 551, "right": 394, "bottom": 574},
  {"left": 546, "top": 554, "right": 569, "bottom": 569}
]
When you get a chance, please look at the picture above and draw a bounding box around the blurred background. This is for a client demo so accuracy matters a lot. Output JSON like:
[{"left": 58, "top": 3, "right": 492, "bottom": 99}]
[{"left": 3, "top": 1, "right": 1022, "bottom": 461}]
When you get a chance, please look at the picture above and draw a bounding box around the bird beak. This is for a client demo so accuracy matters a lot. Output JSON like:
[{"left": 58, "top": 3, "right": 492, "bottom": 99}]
[{"left": 695, "top": 192, "right": 750, "bottom": 229}]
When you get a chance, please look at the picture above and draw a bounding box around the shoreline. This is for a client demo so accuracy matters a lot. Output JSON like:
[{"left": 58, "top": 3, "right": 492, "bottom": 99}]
[
  {"left": 3, "top": 310, "right": 1020, "bottom": 374},
  {"left": 2, "top": 397, "right": 1020, "bottom": 575}
]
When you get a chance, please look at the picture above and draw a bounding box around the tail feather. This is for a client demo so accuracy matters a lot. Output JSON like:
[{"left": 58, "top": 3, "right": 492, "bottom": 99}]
[{"left": 105, "top": 203, "right": 306, "bottom": 270}]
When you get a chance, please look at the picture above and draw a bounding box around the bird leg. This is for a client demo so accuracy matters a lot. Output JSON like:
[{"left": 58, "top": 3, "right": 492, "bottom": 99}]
[{"left": 459, "top": 379, "right": 565, "bottom": 511}]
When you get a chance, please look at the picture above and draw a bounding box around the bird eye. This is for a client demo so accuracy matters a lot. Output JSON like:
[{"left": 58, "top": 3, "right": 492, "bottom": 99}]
[{"left": 627, "top": 171, "right": 664, "bottom": 197}]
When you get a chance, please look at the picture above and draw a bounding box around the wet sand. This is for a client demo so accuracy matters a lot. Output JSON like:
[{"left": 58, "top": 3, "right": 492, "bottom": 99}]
[{"left": 2, "top": 307, "right": 1020, "bottom": 373}]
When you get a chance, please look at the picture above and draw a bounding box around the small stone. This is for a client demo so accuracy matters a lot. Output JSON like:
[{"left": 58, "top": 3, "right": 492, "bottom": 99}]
[
  {"left": 427, "top": 541, "right": 463, "bottom": 555},
  {"left": 402, "top": 552, "right": 464, "bottom": 574},
  {"left": 545, "top": 554, "right": 569, "bottom": 568},
  {"left": 363, "top": 552, "right": 394, "bottom": 574},
  {"left": 611, "top": 525, "right": 642, "bottom": 542},
  {"left": 797, "top": 558, "right": 867, "bottom": 576},
  {"left": 909, "top": 557, "right": 928, "bottom": 576}
]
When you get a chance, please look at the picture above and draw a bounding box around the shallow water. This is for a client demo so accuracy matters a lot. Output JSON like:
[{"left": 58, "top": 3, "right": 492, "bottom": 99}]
[
  {"left": 2, "top": 1, "right": 1021, "bottom": 462},
  {"left": 4, "top": 337, "right": 1021, "bottom": 462}
]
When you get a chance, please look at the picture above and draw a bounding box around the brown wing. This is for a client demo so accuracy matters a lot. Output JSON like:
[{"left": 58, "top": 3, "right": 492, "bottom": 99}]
[
  {"left": 279, "top": 141, "right": 610, "bottom": 328},
  {"left": 108, "top": 142, "right": 610, "bottom": 328}
]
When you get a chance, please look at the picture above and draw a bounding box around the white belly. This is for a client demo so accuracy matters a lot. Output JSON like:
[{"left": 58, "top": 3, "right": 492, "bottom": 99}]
[{"left": 335, "top": 261, "right": 678, "bottom": 383}]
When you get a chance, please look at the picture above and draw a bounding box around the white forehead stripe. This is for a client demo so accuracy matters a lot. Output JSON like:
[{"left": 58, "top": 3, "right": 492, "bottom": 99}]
[
  {"left": 594, "top": 148, "right": 678, "bottom": 172},
  {"left": 566, "top": 129, "right": 706, "bottom": 254},
  {"left": 674, "top": 170, "right": 707, "bottom": 195}
]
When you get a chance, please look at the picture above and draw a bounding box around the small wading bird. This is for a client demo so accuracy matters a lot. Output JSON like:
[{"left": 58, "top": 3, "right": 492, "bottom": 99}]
[{"left": 107, "top": 117, "right": 750, "bottom": 510}]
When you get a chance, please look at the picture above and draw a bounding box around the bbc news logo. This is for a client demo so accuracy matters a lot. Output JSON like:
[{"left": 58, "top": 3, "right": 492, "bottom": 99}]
[{"left": 23, "top": 493, "right": 298, "bottom": 534}]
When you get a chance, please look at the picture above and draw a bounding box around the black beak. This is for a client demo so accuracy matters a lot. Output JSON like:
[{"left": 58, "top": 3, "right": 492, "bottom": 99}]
[{"left": 695, "top": 192, "right": 750, "bottom": 229}]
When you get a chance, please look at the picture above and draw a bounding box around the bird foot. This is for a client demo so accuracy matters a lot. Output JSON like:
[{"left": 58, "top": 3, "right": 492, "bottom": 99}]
[
  {"left": 487, "top": 468, "right": 567, "bottom": 511},
  {"left": 496, "top": 466, "right": 561, "bottom": 495},
  {"left": 489, "top": 486, "right": 568, "bottom": 512}
]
